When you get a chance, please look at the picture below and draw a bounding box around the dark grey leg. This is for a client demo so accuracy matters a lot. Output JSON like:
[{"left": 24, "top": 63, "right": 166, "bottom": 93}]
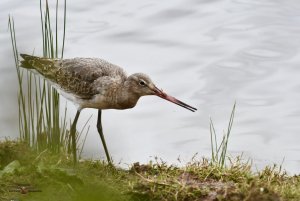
[
  {"left": 70, "top": 110, "right": 81, "bottom": 165},
  {"left": 97, "top": 109, "right": 112, "bottom": 165}
]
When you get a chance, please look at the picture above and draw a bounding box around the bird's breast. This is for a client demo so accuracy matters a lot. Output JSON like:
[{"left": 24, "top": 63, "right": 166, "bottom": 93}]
[{"left": 81, "top": 93, "right": 137, "bottom": 110}]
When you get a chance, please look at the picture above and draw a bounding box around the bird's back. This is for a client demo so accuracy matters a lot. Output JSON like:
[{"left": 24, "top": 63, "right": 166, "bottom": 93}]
[{"left": 20, "top": 54, "right": 127, "bottom": 99}]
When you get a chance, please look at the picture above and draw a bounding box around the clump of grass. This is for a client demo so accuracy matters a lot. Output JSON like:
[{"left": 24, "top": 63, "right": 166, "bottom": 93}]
[
  {"left": 129, "top": 158, "right": 300, "bottom": 201},
  {"left": 9, "top": 0, "right": 90, "bottom": 164},
  {"left": 210, "top": 102, "right": 236, "bottom": 168},
  {"left": 8, "top": 0, "right": 70, "bottom": 154}
]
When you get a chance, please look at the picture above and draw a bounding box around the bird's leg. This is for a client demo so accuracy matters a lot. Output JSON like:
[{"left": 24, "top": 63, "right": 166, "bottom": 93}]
[
  {"left": 70, "top": 110, "right": 81, "bottom": 165},
  {"left": 97, "top": 109, "right": 112, "bottom": 165}
]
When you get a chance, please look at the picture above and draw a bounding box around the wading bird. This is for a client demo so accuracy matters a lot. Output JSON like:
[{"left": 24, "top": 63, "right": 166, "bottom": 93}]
[{"left": 20, "top": 54, "right": 197, "bottom": 164}]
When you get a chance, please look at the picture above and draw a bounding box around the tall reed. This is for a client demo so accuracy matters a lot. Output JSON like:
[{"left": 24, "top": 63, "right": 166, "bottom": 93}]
[{"left": 8, "top": 0, "right": 68, "bottom": 154}]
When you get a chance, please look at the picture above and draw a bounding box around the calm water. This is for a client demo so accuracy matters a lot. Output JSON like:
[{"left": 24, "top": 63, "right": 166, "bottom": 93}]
[{"left": 1, "top": 0, "right": 300, "bottom": 173}]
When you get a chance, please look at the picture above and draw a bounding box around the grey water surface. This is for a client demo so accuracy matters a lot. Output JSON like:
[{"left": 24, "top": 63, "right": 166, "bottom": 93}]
[{"left": 1, "top": 0, "right": 300, "bottom": 173}]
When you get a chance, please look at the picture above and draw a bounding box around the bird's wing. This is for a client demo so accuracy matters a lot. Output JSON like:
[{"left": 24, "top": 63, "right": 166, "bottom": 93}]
[
  {"left": 56, "top": 58, "right": 127, "bottom": 99},
  {"left": 20, "top": 54, "right": 127, "bottom": 99}
]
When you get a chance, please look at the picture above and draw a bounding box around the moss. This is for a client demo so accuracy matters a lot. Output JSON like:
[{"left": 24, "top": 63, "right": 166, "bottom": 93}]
[
  {"left": 0, "top": 140, "right": 299, "bottom": 201},
  {"left": 0, "top": 140, "right": 34, "bottom": 169}
]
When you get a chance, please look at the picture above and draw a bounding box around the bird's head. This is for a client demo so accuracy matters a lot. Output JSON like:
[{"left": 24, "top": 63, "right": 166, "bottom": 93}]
[{"left": 126, "top": 73, "right": 197, "bottom": 112}]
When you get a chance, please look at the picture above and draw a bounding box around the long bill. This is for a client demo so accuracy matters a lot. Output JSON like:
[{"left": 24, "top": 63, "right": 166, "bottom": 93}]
[{"left": 154, "top": 87, "right": 197, "bottom": 112}]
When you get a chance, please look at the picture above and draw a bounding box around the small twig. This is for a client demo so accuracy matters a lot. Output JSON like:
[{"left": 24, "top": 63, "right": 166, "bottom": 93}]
[{"left": 135, "top": 172, "right": 170, "bottom": 186}]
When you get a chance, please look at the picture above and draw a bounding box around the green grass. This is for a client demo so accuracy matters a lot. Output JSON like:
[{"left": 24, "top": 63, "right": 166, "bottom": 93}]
[
  {"left": 8, "top": 0, "right": 74, "bottom": 155},
  {"left": 9, "top": 0, "right": 91, "bottom": 164},
  {"left": 210, "top": 102, "right": 236, "bottom": 168},
  {"left": 0, "top": 140, "right": 299, "bottom": 201}
]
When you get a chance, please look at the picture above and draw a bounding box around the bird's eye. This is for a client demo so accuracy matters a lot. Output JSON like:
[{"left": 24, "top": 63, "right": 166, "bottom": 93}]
[{"left": 139, "top": 80, "right": 146, "bottom": 86}]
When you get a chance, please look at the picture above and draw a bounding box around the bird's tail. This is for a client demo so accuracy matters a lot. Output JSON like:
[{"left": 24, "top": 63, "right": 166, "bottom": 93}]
[
  {"left": 20, "top": 54, "right": 44, "bottom": 69},
  {"left": 19, "top": 54, "right": 58, "bottom": 80}
]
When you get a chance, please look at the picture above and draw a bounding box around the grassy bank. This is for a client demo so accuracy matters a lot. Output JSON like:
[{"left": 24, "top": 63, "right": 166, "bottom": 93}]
[{"left": 0, "top": 140, "right": 299, "bottom": 201}]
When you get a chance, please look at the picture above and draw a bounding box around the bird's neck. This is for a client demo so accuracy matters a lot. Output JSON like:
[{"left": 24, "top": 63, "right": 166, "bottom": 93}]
[{"left": 115, "top": 81, "right": 140, "bottom": 109}]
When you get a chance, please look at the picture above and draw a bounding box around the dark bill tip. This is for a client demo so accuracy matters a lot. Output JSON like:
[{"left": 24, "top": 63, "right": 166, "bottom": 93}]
[{"left": 154, "top": 87, "right": 197, "bottom": 112}]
